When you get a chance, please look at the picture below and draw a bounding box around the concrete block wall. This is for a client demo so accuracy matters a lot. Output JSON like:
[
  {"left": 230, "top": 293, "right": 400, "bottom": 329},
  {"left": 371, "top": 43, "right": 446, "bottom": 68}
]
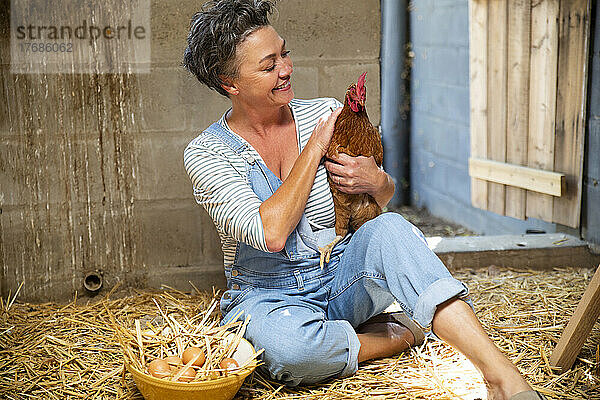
[
  {"left": 0, "top": 0, "right": 381, "bottom": 301},
  {"left": 409, "top": 0, "right": 559, "bottom": 235}
]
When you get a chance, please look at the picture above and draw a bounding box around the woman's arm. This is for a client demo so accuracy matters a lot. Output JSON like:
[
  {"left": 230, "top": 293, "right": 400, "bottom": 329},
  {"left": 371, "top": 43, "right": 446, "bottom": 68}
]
[
  {"left": 324, "top": 153, "right": 396, "bottom": 208},
  {"left": 259, "top": 107, "right": 342, "bottom": 252},
  {"left": 184, "top": 143, "right": 270, "bottom": 252}
]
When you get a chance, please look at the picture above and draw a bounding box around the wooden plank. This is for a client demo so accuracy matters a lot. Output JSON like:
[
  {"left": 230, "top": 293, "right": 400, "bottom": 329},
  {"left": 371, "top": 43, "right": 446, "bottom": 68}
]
[
  {"left": 505, "top": 0, "right": 531, "bottom": 220},
  {"left": 550, "top": 265, "right": 600, "bottom": 373},
  {"left": 469, "top": 0, "right": 489, "bottom": 211},
  {"left": 527, "top": 0, "right": 559, "bottom": 221},
  {"left": 469, "top": 157, "right": 565, "bottom": 196},
  {"left": 552, "top": 0, "right": 591, "bottom": 228},
  {"left": 486, "top": 0, "right": 508, "bottom": 216}
]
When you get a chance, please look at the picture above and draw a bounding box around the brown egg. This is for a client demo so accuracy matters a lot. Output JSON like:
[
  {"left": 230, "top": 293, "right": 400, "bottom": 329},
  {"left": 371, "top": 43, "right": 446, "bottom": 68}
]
[
  {"left": 219, "top": 357, "right": 239, "bottom": 371},
  {"left": 177, "top": 365, "right": 197, "bottom": 382},
  {"left": 207, "top": 370, "right": 222, "bottom": 380},
  {"left": 181, "top": 346, "right": 205, "bottom": 367},
  {"left": 147, "top": 359, "right": 170, "bottom": 379},
  {"left": 164, "top": 355, "right": 181, "bottom": 367}
]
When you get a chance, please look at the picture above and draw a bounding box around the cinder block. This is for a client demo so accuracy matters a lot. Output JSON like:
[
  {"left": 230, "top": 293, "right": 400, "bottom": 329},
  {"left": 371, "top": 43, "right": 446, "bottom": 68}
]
[
  {"left": 444, "top": 162, "right": 471, "bottom": 205},
  {"left": 410, "top": 3, "right": 432, "bottom": 46},
  {"left": 5, "top": 74, "right": 143, "bottom": 137},
  {"left": 185, "top": 102, "right": 231, "bottom": 132},
  {"left": 455, "top": 124, "right": 470, "bottom": 163},
  {"left": 426, "top": 116, "right": 469, "bottom": 163},
  {"left": 411, "top": 148, "right": 448, "bottom": 193},
  {"left": 0, "top": 200, "right": 147, "bottom": 301},
  {"left": 1, "top": 136, "right": 108, "bottom": 206},
  {"left": 430, "top": 4, "right": 469, "bottom": 47},
  {"left": 446, "top": 86, "right": 469, "bottom": 125},
  {"left": 428, "top": 83, "right": 469, "bottom": 125},
  {"left": 138, "top": 67, "right": 188, "bottom": 132},
  {"left": 409, "top": 122, "right": 429, "bottom": 153},
  {"left": 585, "top": 119, "right": 600, "bottom": 180},
  {"left": 273, "top": 0, "right": 380, "bottom": 61},
  {"left": 320, "top": 63, "right": 381, "bottom": 125},
  {"left": 590, "top": 50, "right": 600, "bottom": 112},
  {"left": 178, "top": 66, "right": 232, "bottom": 131},
  {"left": 134, "top": 200, "right": 223, "bottom": 269},
  {"left": 429, "top": 46, "right": 468, "bottom": 87},
  {"left": 410, "top": 76, "right": 431, "bottom": 114},
  {"left": 410, "top": 45, "right": 431, "bottom": 83},
  {"left": 181, "top": 83, "right": 232, "bottom": 132},
  {"left": 290, "top": 65, "right": 319, "bottom": 100},
  {"left": 134, "top": 134, "right": 194, "bottom": 201},
  {"left": 456, "top": 46, "right": 470, "bottom": 87},
  {"left": 150, "top": 0, "right": 205, "bottom": 63},
  {"left": 583, "top": 184, "right": 600, "bottom": 244},
  {"left": 426, "top": 82, "right": 447, "bottom": 120},
  {"left": 147, "top": 265, "right": 226, "bottom": 293}
]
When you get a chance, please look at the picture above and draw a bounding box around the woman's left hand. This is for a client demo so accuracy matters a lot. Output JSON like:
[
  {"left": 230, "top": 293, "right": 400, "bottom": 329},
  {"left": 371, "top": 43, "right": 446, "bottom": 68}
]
[{"left": 324, "top": 153, "right": 387, "bottom": 196}]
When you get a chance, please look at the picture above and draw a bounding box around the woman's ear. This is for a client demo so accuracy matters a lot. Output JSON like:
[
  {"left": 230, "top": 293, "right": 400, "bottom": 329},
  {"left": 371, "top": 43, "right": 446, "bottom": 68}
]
[{"left": 219, "top": 76, "right": 239, "bottom": 96}]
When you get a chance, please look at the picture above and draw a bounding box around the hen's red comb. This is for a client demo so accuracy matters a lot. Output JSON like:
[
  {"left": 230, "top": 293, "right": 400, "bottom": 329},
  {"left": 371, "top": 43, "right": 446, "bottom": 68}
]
[{"left": 357, "top": 72, "right": 367, "bottom": 93}]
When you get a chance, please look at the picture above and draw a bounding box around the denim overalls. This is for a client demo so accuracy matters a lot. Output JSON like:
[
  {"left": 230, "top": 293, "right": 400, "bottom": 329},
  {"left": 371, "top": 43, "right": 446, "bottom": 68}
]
[{"left": 202, "top": 121, "right": 471, "bottom": 386}]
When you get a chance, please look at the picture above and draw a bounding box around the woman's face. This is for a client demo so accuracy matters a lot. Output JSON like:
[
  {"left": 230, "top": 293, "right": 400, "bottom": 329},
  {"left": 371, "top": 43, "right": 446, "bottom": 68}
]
[{"left": 227, "top": 25, "right": 294, "bottom": 108}]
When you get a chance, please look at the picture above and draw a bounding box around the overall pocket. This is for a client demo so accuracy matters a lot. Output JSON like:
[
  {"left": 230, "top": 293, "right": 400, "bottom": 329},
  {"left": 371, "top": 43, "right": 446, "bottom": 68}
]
[{"left": 220, "top": 283, "right": 255, "bottom": 315}]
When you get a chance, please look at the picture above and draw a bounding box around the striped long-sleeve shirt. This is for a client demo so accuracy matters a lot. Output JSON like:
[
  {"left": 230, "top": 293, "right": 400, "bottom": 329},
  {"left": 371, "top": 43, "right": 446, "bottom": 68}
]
[{"left": 183, "top": 97, "right": 342, "bottom": 267}]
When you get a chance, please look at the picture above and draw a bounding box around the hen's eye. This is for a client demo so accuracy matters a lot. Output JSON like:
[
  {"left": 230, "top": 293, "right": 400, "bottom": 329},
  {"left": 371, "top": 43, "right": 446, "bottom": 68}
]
[
  {"left": 282, "top": 50, "right": 291, "bottom": 57},
  {"left": 265, "top": 65, "right": 276, "bottom": 72}
]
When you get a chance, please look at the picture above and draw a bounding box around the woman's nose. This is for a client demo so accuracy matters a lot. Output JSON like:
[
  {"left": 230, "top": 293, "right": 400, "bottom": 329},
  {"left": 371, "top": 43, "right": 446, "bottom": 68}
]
[{"left": 280, "top": 59, "right": 293, "bottom": 77}]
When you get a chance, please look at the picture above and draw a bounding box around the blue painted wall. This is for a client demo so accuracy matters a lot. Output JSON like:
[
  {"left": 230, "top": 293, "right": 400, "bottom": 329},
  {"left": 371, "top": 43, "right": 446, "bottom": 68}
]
[{"left": 407, "top": 0, "right": 599, "bottom": 240}]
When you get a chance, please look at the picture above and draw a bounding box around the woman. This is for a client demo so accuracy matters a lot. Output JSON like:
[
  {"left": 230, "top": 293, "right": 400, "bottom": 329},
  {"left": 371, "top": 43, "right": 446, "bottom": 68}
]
[{"left": 183, "top": 1, "right": 544, "bottom": 399}]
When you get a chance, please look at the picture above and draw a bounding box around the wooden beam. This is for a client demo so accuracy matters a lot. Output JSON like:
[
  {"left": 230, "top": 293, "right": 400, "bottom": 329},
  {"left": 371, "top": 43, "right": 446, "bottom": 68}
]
[
  {"left": 505, "top": 0, "right": 531, "bottom": 220},
  {"left": 527, "top": 0, "right": 559, "bottom": 220},
  {"left": 552, "top": 0, "right": 591, "bottom": 228},
  {"left": 469, "top": 0, "right": 489, "bottom": 211},
  {"left": 469, "top": 157, "right": 565, "bottom": 197},
  {"left": 550, "top": 265, "right": 600, "bottom": 373},
  {"left": 487, "top": 0, "right": 508, "bottom": 216}
]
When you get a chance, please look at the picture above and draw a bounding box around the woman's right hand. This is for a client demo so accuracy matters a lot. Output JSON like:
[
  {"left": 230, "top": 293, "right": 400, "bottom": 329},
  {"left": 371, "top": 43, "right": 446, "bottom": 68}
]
[{"left": 308, "top": 107, "right": 342, "bottom": 157}]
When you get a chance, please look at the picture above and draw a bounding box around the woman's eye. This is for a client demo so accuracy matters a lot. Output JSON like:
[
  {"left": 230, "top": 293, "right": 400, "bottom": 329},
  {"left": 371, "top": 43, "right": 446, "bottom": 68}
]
[{"left": 264, "top": 51, "right": 290, "bottom": 72}]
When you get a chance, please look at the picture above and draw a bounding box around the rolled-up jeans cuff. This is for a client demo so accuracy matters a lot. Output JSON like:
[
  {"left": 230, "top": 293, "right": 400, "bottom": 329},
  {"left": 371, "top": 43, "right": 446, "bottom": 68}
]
[
  {"left": 334, "top": 319, "right": 361, "bottom": 378},
  {"left": 412, "top": 277, "right": 472, "bottom": 337}
]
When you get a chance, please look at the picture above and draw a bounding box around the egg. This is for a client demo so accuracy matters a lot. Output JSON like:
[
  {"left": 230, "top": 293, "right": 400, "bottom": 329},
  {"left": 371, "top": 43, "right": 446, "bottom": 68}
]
[
  {"left": 181, "top": 346, "right": 205, "bottom": 367},
  {"left": 177, "top": 365, "right": 197, "bottom": 382},
  {"left": 219, "top": 357, "right": 239, "bottom": 371},
  {"left": 164, "top": 355, "right": 181, "bottom": 370},
  {"left": 147, "top": 359, "right": 170, "bottom": 379},
  {"left": 208, "top": 370, "right": 222, "bottom": 380}
]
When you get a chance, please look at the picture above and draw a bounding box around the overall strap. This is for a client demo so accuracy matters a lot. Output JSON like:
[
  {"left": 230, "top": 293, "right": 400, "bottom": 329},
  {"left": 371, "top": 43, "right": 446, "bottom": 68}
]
[{"left": 203, "top": 121, "right": 257, "bottom": 164}]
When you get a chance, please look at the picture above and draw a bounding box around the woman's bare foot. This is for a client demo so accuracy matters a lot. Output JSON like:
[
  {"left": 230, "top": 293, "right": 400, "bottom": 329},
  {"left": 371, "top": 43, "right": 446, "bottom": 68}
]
[
  {"left": 356, "top": 318, "right": 415, "bottom": 362},
  {"left": 484, "top": 366, "right": 532, "bottom": 400},
  {"left": 432, "top": 298, "right": 532, "bottom": 400}
]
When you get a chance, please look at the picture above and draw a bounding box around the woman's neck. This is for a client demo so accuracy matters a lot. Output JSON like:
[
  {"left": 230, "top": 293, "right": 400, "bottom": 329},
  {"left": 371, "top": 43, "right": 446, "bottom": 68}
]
[{"left": 226, "top": 100, "right": 293, "bottom": 138}]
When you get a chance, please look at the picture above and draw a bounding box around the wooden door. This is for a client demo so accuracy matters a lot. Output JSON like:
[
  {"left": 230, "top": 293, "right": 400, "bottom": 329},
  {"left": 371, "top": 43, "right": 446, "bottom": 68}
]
[{"left": 468, "top": 0, "right": 591, "bottom": 228}]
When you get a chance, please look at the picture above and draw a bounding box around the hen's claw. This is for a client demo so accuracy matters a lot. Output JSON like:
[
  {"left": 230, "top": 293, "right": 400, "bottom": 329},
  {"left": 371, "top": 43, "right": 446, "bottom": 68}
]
[{"left": 318, "top": 235, "right": 344, "bottom": 269}]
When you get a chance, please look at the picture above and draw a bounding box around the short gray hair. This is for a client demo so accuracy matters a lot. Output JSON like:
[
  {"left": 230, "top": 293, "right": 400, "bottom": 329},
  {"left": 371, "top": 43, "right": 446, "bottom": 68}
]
[{"left": 182, "top": 0, "right": 275, "bottom": 97}]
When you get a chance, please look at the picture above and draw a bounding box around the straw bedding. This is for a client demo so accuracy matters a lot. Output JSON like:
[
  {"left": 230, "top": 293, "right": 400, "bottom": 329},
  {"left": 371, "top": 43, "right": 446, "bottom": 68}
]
[{"left": 1, "top": 266, "right": 599, "bottom": 399}]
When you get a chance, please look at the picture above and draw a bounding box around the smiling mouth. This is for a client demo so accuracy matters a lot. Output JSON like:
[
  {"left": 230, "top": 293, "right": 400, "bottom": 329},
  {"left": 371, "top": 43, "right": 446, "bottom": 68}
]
[{"left": 273, "top": 80, "right": 291, "bottom": 91}]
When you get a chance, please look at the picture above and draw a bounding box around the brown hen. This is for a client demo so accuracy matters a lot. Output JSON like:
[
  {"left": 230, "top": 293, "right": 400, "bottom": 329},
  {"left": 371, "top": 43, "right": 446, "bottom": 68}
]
[{"left": 319, "top": 72, "right": 384, "bottom": 267}]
